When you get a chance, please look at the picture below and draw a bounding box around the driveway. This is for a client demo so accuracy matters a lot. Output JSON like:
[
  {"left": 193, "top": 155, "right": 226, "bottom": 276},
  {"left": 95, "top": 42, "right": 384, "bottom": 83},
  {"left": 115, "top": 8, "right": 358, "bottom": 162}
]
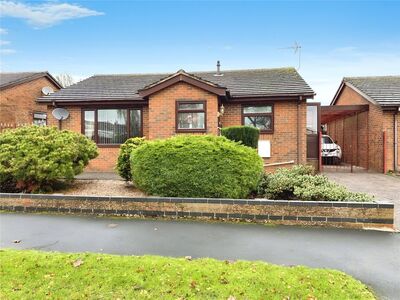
[
  {"left": 1, "top": 213, "right": 399, "bottom": 299},
  {"left": 324, "top": 172, "right": 400, "bottom": 229}
]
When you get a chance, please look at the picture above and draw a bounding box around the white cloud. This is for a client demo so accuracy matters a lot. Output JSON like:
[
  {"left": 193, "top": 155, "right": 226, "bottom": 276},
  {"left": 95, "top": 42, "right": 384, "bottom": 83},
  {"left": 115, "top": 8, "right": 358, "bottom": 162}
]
[
  {"left": 0, "top": 40, "right": 11, "bottom": 45},
  {"left": 0, "top": 49, "right": 16, "bottom": 55},
  {"left": 0, "top": 28, "right": 8, "bottom": 34},
  {"left": 0, "top": 1, "right": 104, "bottom": 28}
]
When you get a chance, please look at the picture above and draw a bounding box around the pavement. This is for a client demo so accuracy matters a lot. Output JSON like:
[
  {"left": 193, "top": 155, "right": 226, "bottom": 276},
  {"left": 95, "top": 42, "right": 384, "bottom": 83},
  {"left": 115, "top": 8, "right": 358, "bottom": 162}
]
[
  {"left": 1, "top": 213, "right": 399, "bottom": 299},
  {"left": 75, "top": 172, "right": 122, "bottom": 180},
  {"left": 325, "top": 172, "right": 400, "bottom": 229}
]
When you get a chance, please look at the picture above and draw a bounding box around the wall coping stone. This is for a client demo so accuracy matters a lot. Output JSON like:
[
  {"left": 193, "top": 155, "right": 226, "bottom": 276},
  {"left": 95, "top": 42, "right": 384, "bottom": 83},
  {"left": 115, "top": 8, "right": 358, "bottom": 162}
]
[{"left": 0, "top": 193, "right": 392, "bottom": 209}]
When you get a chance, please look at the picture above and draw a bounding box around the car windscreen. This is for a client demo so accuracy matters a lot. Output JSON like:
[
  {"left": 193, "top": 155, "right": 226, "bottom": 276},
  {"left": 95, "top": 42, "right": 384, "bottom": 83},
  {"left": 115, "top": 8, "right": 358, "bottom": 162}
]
[{"left": 322, "top": 136, "right": 333, "bottom": 144}]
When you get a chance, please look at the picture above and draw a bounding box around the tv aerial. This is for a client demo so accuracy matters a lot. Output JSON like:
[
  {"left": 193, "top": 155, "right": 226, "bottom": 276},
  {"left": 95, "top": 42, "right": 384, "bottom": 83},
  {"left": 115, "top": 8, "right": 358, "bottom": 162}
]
[{"left": 279, "top": 41, "right": 302, "bottom": 70}]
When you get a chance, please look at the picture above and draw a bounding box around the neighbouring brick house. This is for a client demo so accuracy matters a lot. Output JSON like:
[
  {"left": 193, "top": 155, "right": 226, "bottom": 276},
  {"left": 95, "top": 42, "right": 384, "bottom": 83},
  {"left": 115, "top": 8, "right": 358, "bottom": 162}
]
[
  {"left": 0, "top": 72, "right": 62, "bottom": 125},
  {"left": 326, "top": 76, "right": 400, "bottom": 173},
  {"left": 37, "top": 67, "right": 315, "bottom": 172}
]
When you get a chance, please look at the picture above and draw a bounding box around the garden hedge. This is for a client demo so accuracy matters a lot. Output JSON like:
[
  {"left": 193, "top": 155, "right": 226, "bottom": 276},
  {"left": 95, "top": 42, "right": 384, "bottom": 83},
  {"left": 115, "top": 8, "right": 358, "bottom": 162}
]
[
  {"left": 116, "top": 137, "right": 146, "bottom": 181},
  {"left": 220, "top": 126, "right": 260, "bottom": 149},
  {"left": 131, "top": 135, "right": 264, "bottom": 198},
  {"left": 0, "top": 126, "right": 98, "bottom": 192}
]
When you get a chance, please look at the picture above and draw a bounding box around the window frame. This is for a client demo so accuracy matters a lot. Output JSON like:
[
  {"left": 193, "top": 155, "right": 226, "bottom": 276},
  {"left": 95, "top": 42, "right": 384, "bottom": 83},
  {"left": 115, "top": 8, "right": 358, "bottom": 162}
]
[
  {"left": 81, "top": 107, "right": 143, "bottom": 147},
  {"left": 241, "top": 103, "right": 274, "bottom": 133},
  {"left": 32, "top": 111, "right": 47, "bottom": 126},
  {"left": 175, "top": 100, "right": 207, "bottom": 133}
]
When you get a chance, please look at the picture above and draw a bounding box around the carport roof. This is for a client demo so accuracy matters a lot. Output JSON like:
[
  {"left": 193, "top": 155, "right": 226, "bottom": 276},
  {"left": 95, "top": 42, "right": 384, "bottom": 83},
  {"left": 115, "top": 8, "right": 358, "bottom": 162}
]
[{"left": 321, "top": 105, "right": 369, "bottom": 124}]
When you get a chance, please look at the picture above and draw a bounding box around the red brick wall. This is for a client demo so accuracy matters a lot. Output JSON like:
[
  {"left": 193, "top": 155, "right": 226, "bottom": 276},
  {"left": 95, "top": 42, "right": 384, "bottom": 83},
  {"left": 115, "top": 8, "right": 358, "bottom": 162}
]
[
  {"left": 148, "top": 82, "right": 218, "bottom": 139},
  {"left": 327, "top": 85, "right": 399, "bottom": 172},
  {"left": 0, "top": 77, "right": 59, "bottom": 124},
  {"left": 221, "top": 100, "right": 307, "bottom": 170},
  {"left": 44, "top": 87, "right": 308, "bottom": 173}
]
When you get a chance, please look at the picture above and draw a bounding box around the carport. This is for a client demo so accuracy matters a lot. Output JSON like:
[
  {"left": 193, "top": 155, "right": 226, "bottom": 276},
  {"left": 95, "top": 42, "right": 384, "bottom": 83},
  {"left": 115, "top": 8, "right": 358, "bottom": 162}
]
[{"left": 321, "top": 105, "right": 369, "bottom": 172}]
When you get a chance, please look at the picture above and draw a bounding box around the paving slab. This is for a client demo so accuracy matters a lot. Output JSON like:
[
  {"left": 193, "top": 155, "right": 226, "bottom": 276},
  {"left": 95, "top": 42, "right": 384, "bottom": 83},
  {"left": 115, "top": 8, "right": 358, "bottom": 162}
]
[{"left": 1, "top": 213, "right": 399, "bottom": 300}]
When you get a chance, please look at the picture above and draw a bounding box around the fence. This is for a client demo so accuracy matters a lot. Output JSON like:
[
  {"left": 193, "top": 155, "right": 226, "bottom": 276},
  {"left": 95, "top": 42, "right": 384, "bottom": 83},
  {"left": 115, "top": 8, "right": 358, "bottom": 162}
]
[{"left": 0, "top": 123, "right": 32, "bottom": 132}]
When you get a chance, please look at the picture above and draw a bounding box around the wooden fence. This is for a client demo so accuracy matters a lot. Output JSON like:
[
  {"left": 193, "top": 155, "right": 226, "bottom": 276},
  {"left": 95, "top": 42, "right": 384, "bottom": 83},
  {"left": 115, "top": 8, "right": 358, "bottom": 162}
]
[{"left": 0, "top": 123, "right": 30, "bottom": 132}]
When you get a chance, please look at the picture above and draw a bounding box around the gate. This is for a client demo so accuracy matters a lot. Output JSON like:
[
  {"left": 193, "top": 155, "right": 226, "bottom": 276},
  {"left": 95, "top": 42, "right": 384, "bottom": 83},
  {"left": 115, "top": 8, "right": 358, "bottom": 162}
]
[{"left": 321, "top": 105, "right": 369, "bottom": 173}]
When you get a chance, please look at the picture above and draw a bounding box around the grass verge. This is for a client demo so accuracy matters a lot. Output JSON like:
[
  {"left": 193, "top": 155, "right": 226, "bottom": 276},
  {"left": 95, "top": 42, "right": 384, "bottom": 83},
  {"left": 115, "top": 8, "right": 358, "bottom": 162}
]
[{"left": 0, "top": 249, "right": 374, "bottom": 299}]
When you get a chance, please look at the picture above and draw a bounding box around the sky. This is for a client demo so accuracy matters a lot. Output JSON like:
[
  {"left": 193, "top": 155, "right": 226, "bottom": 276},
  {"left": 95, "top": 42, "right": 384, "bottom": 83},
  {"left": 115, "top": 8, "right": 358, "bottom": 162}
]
[{"left": 0, "top": 0, "right": 399, "bottom": 104}]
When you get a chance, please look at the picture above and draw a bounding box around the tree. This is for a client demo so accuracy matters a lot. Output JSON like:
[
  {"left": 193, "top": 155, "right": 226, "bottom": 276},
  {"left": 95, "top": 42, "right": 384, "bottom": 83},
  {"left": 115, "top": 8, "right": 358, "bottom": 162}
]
[{"left": 55, "top": 73, "right": 75, "bottom": 88}]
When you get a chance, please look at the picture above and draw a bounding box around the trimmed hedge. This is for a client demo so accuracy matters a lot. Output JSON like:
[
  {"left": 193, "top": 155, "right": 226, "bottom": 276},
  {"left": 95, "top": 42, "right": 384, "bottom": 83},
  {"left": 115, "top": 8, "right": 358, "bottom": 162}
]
[
  {"left": 116, "top": 137, "right": 146, "bottom": 181},
  {"left": 257, "top": 165, "right": 372, "bottom": 202},
  {"left": 131, "top": 135, "right": 264, "bottom": 198},
  {"left": 0, "top": 126, "right": 98, "bottom": 192},
  {"left": 220, "top": 126, "right": 260, "bottom": 149}
]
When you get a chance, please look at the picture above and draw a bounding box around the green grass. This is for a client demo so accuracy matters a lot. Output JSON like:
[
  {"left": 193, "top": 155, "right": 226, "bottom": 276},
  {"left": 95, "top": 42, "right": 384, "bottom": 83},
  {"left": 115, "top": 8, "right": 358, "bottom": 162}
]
[{"left": 0, "top": 249, "right": 375, "bottom": 300}]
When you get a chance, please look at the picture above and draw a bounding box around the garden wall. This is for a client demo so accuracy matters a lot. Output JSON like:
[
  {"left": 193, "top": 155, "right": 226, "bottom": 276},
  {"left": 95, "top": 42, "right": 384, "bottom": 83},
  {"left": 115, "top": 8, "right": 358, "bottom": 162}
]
[{"left": 0, "top": 193, "right": 394, "bottom": 231}]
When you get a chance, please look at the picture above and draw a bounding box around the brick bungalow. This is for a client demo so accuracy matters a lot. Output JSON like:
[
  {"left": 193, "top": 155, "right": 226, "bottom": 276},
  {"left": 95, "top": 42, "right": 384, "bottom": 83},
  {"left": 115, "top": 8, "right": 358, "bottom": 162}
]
[
  {"left": 0, "top": 72, "right": 62, "bottom": 125},
  {"left": 37, "top": 67, "right": 315, "bottom": 172},
  {"left": 326, "top": 76, "right": 400, "bottom": 173}
]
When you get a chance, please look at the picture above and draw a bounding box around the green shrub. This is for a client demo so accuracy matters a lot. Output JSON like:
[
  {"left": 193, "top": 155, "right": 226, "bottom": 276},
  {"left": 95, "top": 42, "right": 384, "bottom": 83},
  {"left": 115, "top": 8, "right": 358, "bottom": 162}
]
[
  {"left": 220, "top": 126, "right": 260, "bottom": 149},
  {"left": 131, "top": 135, "right": 264, "bottom": 198},
  {"left": 0, "top": 126, "right": 98, "bottom": 193},
  {"left": 257, "top": 165, "right": 372, "bottom": 202},
  {"left": 116, "top": 137, "right": 146, "bottom": 181}
]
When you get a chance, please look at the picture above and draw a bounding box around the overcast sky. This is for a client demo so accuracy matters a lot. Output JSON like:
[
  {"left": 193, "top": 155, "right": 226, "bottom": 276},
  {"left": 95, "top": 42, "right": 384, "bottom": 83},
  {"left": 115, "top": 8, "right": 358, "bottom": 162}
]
[{"left": 1, "top": 0, "right": 399, "bottom": 104}]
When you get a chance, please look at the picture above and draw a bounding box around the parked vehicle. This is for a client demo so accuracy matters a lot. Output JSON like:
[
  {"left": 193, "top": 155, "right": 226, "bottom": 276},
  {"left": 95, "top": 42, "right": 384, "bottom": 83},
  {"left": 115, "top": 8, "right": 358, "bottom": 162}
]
[{"left": 321, "top": 134, "right": 342, "bottom": 165}]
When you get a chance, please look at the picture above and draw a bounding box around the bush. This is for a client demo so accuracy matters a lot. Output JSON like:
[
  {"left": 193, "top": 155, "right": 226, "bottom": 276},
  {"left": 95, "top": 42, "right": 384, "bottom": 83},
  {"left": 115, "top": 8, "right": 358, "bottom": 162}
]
[
  {"left": 0, "top": 126, "right": 98, "bottom": 192},
  {"left": 116, "top": 137, "right": 146, "bottom": 181},
  {"left": 220, "top": 126, "right": 260, "bottom": 149},
  {"left": 131, "top": 135, "right": 264, "bottom": 198},
  {"left": 257, "top": 165, "right": 372, "bottom": 202}
]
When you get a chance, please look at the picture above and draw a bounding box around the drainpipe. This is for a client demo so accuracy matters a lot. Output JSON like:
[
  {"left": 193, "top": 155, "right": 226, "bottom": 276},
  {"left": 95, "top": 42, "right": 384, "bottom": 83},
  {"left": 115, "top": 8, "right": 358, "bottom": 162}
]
[
  {"left": 297, "top": 96, "right": 302, "bottom": 164},
  {"left": 395, "top": 109, "right": 399, "bottom": 172}
]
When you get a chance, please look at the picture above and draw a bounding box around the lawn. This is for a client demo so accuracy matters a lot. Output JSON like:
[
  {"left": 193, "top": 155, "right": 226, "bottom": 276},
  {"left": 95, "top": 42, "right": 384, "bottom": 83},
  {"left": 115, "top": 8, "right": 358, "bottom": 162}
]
[{"left": 0, "top": 249, "right": 375, "bottom": 300}]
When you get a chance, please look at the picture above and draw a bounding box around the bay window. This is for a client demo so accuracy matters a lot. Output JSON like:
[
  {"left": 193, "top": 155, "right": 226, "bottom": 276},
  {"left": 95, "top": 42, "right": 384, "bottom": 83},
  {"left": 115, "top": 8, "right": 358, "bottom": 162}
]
[
  {"left": 176, "top": 101, "right": 206, "bottom": 132},
  {"left": 82, "top": 108, "right": 142, "bottom": 145},
  {"left": 242, "top": 105, "right": 273, "bottom": 133}
]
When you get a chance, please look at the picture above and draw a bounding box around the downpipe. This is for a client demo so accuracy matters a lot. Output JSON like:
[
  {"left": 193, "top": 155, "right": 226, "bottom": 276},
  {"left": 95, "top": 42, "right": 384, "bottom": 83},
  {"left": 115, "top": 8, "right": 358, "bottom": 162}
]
[{"left": 395, "top": 110, "right": 399, "bottom": 172}]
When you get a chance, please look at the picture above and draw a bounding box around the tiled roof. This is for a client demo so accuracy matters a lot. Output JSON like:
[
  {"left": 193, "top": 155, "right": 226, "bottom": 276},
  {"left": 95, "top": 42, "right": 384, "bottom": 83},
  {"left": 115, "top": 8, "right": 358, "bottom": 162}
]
[
  {"left": 344, "top": 76, "right": 400, "bottom": 106},
  {"left": 37, "top": 67, "right": 314, "bottom": 103},
  {"left": 0, "top": 72, "right": 62, "bottom": 90}
]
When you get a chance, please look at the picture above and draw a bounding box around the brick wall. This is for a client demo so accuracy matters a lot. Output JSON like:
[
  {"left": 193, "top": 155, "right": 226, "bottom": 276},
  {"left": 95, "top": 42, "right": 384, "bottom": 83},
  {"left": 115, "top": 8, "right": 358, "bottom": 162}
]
[
  {"left": 43, "top": 84, "right": 308, "bottom": 172},
  {"left": 0, "top": 77, "right": 59, "bottom": 124},
  {"left": 221, "top": 100, "right": 307, "bottom": 169},
  {"left": 148, "top": 82, "right": 218, "bottom": 139},
  {"left": 0, "top": 193, "right": 394, "bottom": 231},
  {"left": 327, "top": 85, "right": 399, "bottom": 172}
]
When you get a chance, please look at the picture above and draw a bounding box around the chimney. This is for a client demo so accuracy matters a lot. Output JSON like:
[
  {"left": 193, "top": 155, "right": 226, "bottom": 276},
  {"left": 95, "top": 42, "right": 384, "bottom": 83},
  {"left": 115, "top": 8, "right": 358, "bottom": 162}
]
[{"left": 214, "top": 60, "right": 223, "bottom": 76}]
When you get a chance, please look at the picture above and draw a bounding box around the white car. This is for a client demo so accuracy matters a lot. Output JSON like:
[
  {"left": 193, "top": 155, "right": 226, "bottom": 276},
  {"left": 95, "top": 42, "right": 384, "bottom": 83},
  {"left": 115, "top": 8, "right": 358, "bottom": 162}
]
[{"left": 321, "top": 134, "right": 342, "bottom": 164}]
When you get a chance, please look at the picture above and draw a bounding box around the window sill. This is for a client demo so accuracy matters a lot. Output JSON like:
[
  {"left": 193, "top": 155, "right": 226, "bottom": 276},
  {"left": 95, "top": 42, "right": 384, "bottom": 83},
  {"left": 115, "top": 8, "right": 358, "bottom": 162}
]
[
  {"left": 176, "top": 129, "right": 207, "bottom": 133},
  {"left": 97, "top": 144, "right": 122, "bottom": 148},
  {"left": 259, "top": 130, "right": 274, "bottom": 134}
]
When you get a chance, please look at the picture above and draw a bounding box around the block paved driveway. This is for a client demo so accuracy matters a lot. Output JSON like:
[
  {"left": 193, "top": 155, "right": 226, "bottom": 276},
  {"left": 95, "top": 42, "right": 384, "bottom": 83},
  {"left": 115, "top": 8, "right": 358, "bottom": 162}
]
[{"left": 324, "top": 172, "right": 400, "bottom": 229}]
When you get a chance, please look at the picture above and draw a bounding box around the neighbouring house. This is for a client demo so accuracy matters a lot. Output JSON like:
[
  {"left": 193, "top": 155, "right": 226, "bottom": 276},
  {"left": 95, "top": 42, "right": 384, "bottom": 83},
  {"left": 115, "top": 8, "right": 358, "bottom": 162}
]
[
  {"left": 324, "top": 76, "right": 400, "bottom": 173},
  {"left": 0, "top": 72, "right": 62, "bottom": 126},
  {"left": 37, "top": 66, "right": 315, "bottom": 172}
]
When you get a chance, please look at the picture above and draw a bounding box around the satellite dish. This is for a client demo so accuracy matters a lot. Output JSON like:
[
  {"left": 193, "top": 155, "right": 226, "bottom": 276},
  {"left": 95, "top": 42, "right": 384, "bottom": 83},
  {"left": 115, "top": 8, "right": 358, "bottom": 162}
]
[
  {"left": 52, "top": 108, "right": 69, "bottom": 120},
  {"left": 42, "top": 86, "right": 54, "bottom": 95}
]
